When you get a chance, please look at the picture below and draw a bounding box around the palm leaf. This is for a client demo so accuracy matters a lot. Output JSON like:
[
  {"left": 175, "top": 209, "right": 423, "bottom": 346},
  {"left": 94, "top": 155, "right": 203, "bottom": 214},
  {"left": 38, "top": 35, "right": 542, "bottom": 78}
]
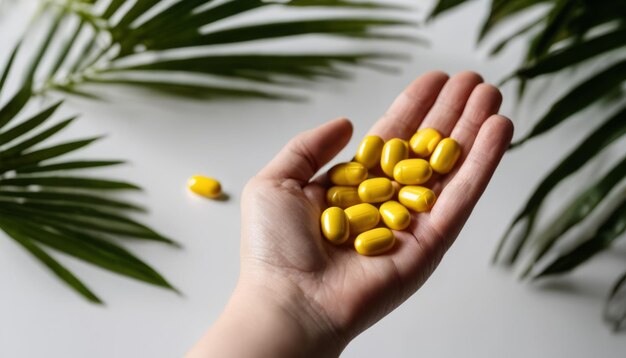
[
  {"left": 429, "top": 0, "right": 469, "bottom": 18},
  {"left": 478, "top": 0, "right": 551, "bottom": 42},
  {"left": 513, "top": 59, "right": 626, "bottom": 146},
  {"left": 0, "top": 176, "right": 141, "bottom": 190},
  {"left": 605, "top": 271, "right": 626, "bottom": 331},
  {"left": 24, "top": 3, "right": 64, "bottom": 84},
  {"left": 535, "top": 198, "right": 626, "bottom": 277},
  {"left": 431, "top": 0, "right": 626, "bottom": 329},
  {"left": 0, "top": 81, "right": 32, "bottom": 128},
  {"left": 0, "top": 65, "right": 175, "bottom": 302},
  {"left": 525, "top": 0, "right": 578, "bottom": 59},
  {"left": 515, "top": 27, "right": 626, "bottom": 79},
  {"left": 489, "top": 17, "right": 543, "bottom": 56},
  {"left": 0, "top": 221, "right": 102, "bottom": 303},
  {"left": 32, "top": 0, "right": 415, "bottom": 99},
  {"left": 15, "top": 160, "right": 125, "bottom": 173},
  {"left": 1, "top": 116, "right": 78, "bottom": 157},
  {"left": 1, "top": 137, "right": 101, "bottom": 173},
  {"left": 86, "top": 78, "right": 297, "bottom": 100},
  {"left": 520, "top": 155, "right": 626, "bottom": 278},
  {"left": 1, "top": 215, "right": 174, "bottom": 289},
  {"left": 0, "top": 40, "right": 20, "bottom": 95},
  {"left": 0, "top": 190, "right": 144, "bottom": 211},
  {"left": 0, "top": 100, "right": 62, "bottom": 144},
  {"left": 108, "top": 54, "right": 398, "bottom": 84},
  {"left": 494, "top": 106, "right": 626, "bottom": 263}
]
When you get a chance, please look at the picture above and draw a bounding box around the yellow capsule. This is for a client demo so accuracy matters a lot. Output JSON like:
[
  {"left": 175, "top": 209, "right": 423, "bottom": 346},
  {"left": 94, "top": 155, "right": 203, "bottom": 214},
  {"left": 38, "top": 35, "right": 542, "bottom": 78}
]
[
  {"left": 344, "top": 203, "right": 380, "bottom": 235},
  {"left": 379, "top": 201, "right": 411, "bottom": 230},
  {"left": 380, "top": 138, "right": 409, "bottom": 177},
  {"left": 430, "top": 138, "right": 461, "bottom": 174},
  {"left": 398, "top": 186, "right": 437, "bottom": 212},
  {"left": 393, "top": 158, "right": 432, "bottom": 185},
  {"left": 410, "top": 128, "right": 442, "bottom": 157},
  {"left": 354, "top": 227, "right": 395, "bottom": 256},
  {"left": 326, "top": 186, "right": 361, "bottom": 208},
  {"left": 320, "top": 207, "right": 350, "bottom": 245},
  {"left": 357, "top": 177, "right": 394, "bottom": 203},
  {"left": 328, "top": 162, "right": 368, "bottom": 186},
  {"left": 187, "top": 175, "right": 221, "bottom": 199},
  {"left": 354, "top": 135, "right": 384, "bottom": 169}
]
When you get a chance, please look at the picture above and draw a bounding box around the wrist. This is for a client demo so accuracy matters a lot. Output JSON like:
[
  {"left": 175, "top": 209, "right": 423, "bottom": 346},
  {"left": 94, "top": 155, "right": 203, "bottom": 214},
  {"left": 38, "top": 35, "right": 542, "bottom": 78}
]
[{"left": 187, "top": 277, "right": 346, "bottom": 358}]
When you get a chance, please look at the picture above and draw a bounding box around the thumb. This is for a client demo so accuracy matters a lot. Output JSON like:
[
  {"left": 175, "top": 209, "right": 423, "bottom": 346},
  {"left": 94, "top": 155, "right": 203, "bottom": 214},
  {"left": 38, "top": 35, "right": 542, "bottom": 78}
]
[{"left": 257, "top": 117, "right": 353, "bottom": 185}]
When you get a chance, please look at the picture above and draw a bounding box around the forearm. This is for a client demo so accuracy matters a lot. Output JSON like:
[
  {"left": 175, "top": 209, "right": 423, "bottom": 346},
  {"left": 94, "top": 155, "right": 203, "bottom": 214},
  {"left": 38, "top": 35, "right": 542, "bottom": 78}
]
[{"left": 186, "top": 281, "right": 345, "bottom": 358}]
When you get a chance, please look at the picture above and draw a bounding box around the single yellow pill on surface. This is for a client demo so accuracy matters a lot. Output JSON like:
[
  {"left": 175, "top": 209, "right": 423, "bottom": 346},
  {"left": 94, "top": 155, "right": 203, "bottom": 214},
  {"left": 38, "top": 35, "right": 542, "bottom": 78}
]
[
  {"left": 354, "top": 227, "right": 396, "bottom": 256},
  {"left": 357, "top": 177, "right": 394, "bottom": 203},
  {"left": 410, "top": 128, "right": 442, "bottom": 157},
  {"left": 379, "top": 201, "right": 411, "bottom": 230},
  {"left": 355, "top": 135, "right": 384, "bottom": 169},
  {"left": 380, "top": 138, "right": 409, "bottom": 177},
  {"left": 328, "top": 162, "right": 368, "bottom": 186},
  {"left": 321, "top": 207, "right": 350, "bottom": 245},
  {"left": 398, "top": 186, "right": 437, "bottom": 212},
  {"left": 430, "top": 138, "right": 461, "bottom": 174},
  {"left": 326, "top": 186, "right": 361, "bottom": 208},
  {"left": 344, "top": 203, "right": 380, "bottom": 235},
  {"left": 393, "top": 158, "right": 432, "bottom": 185},
  {"left": 187, "top": 175, "right": 221, "bottom": 198}
]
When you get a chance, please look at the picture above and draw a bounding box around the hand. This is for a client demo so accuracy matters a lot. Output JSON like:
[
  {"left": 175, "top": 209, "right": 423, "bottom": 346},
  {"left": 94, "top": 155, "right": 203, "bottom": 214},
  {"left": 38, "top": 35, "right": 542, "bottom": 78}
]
[{"left": 187, "top": 71, "right": 513, "bottom": 357}]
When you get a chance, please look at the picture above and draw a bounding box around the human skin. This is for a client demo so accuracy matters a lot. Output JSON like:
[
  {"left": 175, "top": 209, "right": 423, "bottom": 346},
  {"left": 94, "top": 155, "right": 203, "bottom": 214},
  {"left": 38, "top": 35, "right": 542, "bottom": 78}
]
[{"left": 186, "top": 71, "right": 514, "bottom": 357}]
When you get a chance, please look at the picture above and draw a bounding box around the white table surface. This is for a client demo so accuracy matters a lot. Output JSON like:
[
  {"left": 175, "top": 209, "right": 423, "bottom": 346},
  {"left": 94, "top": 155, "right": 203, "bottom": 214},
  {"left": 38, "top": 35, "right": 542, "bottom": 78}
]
[{"left": 1, "top": 0, "right": 625, "bottom": 357}]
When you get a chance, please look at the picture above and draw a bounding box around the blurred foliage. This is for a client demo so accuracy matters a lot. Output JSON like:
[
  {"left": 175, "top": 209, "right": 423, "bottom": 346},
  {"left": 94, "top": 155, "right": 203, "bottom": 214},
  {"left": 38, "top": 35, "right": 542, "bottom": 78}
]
[
  {"left": 34, "top": 0, "right": 415, "bottom": 99},
  {"left": 432, "top": 0, "right": 626, "bottom": 329},
  {"left": 0, "top": 0, "right": 413, "bottom": 303}
]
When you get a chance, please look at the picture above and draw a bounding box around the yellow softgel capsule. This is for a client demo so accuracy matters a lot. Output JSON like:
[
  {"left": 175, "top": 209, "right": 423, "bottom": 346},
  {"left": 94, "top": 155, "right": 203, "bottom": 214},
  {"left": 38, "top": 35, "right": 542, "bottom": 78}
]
[
  {"left": 393, "top": 158, "right": 432, "bottom": 185},
  {"left": 380, "top": 138, "right": 409, "bottom": 177},
  {"left": 187, "top": 175, "right": 221, "bottom": 198},
  {"left": 344, "top": 203, "right": 380, "bottom": 235},
  {"left": 354, "top": 227, "right": 396, "bottom": 256},
  {"left": 410, "top": 128, "right": 442, "bottom": 157},
  {"left": 430, "top": 138, "right": 461, "bottom": 174},
  {"left": 326, "top": 186, "right": 361, "bottom": 208},
  {"left": 357, "top": 177, "right": 394, "bottom": 203},
  {"left": 379, "top": 201, "right": 411, "bottom": 230},
  {"left": 320, "top": 207, "right": 350, "bottom": 245},
  {"left": 328, "top": 162, "right": 368, "bottom": 186},
  {"left": 355, "top": 135, "right": 384, "bottom": 169},
  {"left": 398, "top": 186, "right": 436, "bottom": 212}
]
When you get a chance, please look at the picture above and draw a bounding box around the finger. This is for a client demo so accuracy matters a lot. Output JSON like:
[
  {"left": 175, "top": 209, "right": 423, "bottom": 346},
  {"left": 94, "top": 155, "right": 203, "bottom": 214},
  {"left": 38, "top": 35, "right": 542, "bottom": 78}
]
[
  {"left": 449, "top": 83, "right": 502, "bottom": 164},
  {"left": 430, "top": 115, "right": 514, "bottom": 241},
  {"left": 367, "top": 71, "right": 449, "bottom": 140},
  {"left": 425, "top": 83, "right": 503, "bottom": 193},
  {"left": 257, "top": 118, "right": 353, "bottom": 184},
  {"left": 418, "top": 71, "right": 484, "bottom": 136}
]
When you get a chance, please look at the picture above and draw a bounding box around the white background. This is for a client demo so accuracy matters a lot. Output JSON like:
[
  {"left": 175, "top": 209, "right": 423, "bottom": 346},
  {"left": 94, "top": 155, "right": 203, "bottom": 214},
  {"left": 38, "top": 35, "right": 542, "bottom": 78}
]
[{"left": 1, "top": 0, "right": 626, "bottom": 357}]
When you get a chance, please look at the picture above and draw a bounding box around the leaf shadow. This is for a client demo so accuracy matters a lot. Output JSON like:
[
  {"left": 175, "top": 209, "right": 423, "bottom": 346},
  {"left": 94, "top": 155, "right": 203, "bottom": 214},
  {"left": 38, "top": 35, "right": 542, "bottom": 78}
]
[{"left": 533, "top": 276, "right": 608, "bottom": 301}]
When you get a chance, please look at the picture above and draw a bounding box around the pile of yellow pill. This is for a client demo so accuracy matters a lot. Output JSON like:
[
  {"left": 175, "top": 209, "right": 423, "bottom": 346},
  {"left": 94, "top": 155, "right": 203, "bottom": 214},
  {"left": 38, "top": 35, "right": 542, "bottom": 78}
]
[{"left": 321, "top": 128, "right": 461, "bottom": 256}]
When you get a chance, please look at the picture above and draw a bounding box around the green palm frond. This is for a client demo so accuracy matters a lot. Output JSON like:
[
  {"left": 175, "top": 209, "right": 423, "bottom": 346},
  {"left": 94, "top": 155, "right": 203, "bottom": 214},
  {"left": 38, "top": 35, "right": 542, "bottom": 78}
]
[
  {"left": 32, "top": 0, "right": 415, "bottom": 99},
  {"left": 431, "top": 0, "right": 626, "bottom": 328},
  {"left": 0, "top": 87, "right": 175, "bottom": 304},
  {"left": 534, "top": 198, "right": 626, "bottom": 278},
  {"left": 606, "top": 271, "right": 626, "bottom": 331},
  {"left": 429, "top": 0, "right": 471, "bottom": 18}
]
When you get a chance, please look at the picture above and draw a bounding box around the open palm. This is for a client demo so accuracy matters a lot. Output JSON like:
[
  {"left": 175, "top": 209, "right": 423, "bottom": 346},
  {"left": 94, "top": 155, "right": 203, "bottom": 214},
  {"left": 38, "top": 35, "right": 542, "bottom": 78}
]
[{"left": 239, "top": 71, "right": 513, "bottom": 347}]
